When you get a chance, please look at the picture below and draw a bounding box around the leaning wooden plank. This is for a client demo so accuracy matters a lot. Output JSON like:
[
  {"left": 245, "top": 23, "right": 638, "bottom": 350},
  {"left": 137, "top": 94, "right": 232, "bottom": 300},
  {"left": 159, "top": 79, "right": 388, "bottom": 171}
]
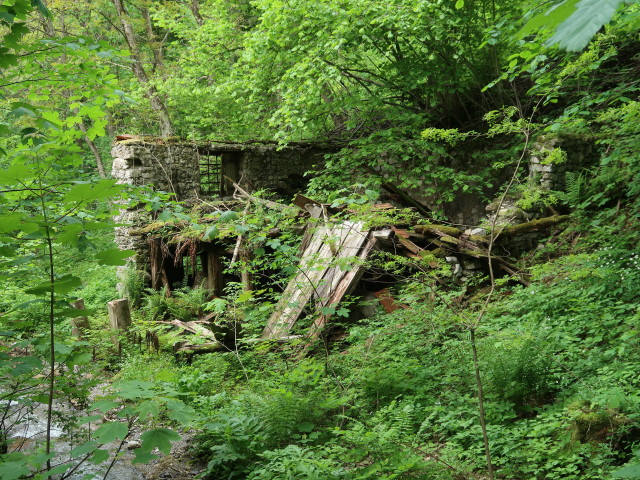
[
  {"left": 262, "top": 225, "right": 333, "bottom": 338},
  {"left": 262, "top": 222, "right": 368, "bottom": 339},
  {"left": 310, "top": 222, "right": 369, "bottom": 305},
  {"left": 307, "top": 233, "right": 378, "bottom": 338}
]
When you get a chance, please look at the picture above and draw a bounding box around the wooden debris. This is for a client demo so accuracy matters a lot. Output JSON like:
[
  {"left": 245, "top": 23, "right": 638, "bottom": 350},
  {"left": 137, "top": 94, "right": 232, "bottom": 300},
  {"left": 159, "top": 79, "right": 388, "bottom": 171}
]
[
  {"left": 262, "top": 221, "right": 371, "bottom": 339},
  {"left": 373, "top": 289, "right": 405, "bottom": 313},
  {"left": 163, "top": 319, "right": 218, "bottom": 341},
  {"left": 225, "top": 176, "right": 292, "bottom": 211},
  {"left": 307, "top": 233, "right": 378, "bottom": 338},
  {"left": 391, "top": 227, "right": 423, "bottom": 254}
]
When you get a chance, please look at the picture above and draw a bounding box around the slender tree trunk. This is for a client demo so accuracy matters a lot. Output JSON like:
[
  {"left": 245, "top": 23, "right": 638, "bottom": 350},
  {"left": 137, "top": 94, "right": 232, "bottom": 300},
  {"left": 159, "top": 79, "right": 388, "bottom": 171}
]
[
  {"left": 79, "top": 122, "right": 107, "bottom": 178},
  {"left": 190, "top": 0, "right": 204, "bottom": 26},
  {"left": 141, "top": 7, "right": 164, "bottom": 71},
  {"left": 111, "top": 0, "right": 175, "bottom": 137}
]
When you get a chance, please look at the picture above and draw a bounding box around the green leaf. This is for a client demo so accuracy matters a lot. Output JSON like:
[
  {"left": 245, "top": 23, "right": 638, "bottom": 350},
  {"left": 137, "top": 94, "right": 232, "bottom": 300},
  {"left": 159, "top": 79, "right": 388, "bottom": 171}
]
[
  {"left": 93, "top": 422, "right": 128, "bottom": 444},
  {"left": 89, "top": 449, "right": 110, "bottom": 464},
  {"left": 113, "top": 380, "right": 156, "bottom": 399},
  {"left": 455, "top": 0, "right": 464, "bottom": 9},
  {"left": 46, "top": 463, "right": 71, "bottom": 476},
  {"left": 547, "top": 0, "right": 628, "bottom": 51},
  {"left": 218, "top": 210, "right": 239, "bottom": 223},
  {"left": 0, "top": 462, "right": 30, "bottom": 480},
  {"left": 31, "top": 0, "right": 52, "bottom": 18},
  {"left": 63, "top": 179, "right": 120, "bottom": 204},
  {"left": 70, "top": 440, "right": 99, "bottom": 458},
  {"left": 613, "top": 463, "right": 640, "bottom": 478},
  {"left": 519, "top": 0, "right": 579, "bottom": 37},
  {"left": 140, "top": 428, "right": 180, "bottom": 455},
  {"left": 165, "top": 400, "right": 199, "bottom": 425},
  {"left": 131, "top": 448, "right": 158, "bottom": 464},
  {"left": 91, "top": 399, "right": 119, "bottom": 413},
  {"left": 8, "top": 106, "right": 36, "bottom": 118},
  {"left": 25, "top": 274, "right": 82, "bottom": 295},
  {"left": 203, "top": 225, "right": 219, "bottom": 240},
  {"left": 95, "top": 248, "right": 134, "bottom": 266},
  {"left": 157, "top": 210, "right": 172, "bottom": 221}
]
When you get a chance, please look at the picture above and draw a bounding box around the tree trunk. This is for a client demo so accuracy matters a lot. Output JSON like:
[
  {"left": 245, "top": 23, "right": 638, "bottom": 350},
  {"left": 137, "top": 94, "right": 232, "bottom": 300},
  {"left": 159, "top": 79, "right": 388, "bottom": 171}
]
[
  {"left": 111, "top": 0, "right": 174, "bottom": 137},
  {"left": 70, "top": 298, "right": 90, "bottom": 340},
  {"left": 190, "top": 0, "right": 204, "bottom": 26},
  {"left": 79, "top": 122, "right": 107, "bottom": 178}
]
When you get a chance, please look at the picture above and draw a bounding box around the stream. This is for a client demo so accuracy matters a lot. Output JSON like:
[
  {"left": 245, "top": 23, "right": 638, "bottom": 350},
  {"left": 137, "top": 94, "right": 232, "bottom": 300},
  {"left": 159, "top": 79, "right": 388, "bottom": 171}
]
[{"left": 3, "top": 391, "right": 204, "bottom": 479}]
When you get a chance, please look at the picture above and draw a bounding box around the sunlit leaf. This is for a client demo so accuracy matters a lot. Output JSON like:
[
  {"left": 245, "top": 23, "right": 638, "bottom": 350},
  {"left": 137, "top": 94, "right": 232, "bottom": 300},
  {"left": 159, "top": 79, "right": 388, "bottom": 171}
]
[
  {"left": 95, "top": 248, "right": 135, "bottom": 266},
  {"left": 93, "top": 422, "right": 128, "bottom": 444},
  {"left": 140, "top": 428, "right": 180, "bottom": 455}
]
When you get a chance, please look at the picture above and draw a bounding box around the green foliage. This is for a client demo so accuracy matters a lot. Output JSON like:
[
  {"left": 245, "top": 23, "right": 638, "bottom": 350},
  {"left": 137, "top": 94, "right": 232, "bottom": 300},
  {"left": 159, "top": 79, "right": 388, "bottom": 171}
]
[{"left": 521, "top": 0, "right": 638, "bottom": 52}]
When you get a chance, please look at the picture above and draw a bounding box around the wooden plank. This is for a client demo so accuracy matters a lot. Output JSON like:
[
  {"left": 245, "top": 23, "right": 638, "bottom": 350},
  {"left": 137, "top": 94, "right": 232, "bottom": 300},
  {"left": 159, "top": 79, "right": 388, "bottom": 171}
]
[
  {"left": 307, "top": 233, "right": 378, "bottom": 338},
  {"left": 262, "top": 221, "right": 370, "bottom": 339},
  {"left": 262, "top": 225, "right": 331, "bottom": 338},
  {"left": 310, "top": 222, "right": 369, "bottom": 304},
  {"left": 373, "top": 289, "right": 404, "bottom": 313},
  {"left": 391, "top": 227, "right": 423, "bottom": 254},
  {"left": 294, "top": 193, "right": 322, "bottom": 210}
]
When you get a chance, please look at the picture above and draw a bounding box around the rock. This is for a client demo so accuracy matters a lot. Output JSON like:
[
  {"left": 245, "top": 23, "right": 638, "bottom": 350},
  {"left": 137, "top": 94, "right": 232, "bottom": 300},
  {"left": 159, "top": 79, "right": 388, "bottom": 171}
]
[{"left": 127, "top": 440, "right": 141, "bottom": 450}]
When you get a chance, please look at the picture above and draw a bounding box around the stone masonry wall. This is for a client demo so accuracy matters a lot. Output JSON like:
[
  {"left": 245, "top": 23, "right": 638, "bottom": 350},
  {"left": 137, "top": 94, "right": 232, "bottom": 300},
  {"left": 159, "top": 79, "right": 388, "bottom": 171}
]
[
  {"left": 237, "top": 145, "right": 327, "bottom": 195},
  {"left": 111, "top": 141, "right": 200, "bottom": 199},
  {"left": 529, "top": 134, "right": 599, "bottom": 190}
]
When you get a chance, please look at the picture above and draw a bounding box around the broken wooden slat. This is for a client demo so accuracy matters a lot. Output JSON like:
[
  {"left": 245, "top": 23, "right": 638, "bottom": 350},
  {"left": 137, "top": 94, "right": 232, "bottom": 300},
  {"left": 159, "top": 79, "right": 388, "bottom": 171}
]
[
  {"left": 391, "top": 227, "right": 423, "bottom": 254},
  {"left": 373, "top": 289, "right": 404, "bottom": 313},
  {"left": 262, "top": 221, "right": 371, "bottom": 339},
  {"left": 307, "top": 233, "right": 378, "bottom": 338},
  {"left": 167, "top": 319, "right": 218, "bottom": 341}
]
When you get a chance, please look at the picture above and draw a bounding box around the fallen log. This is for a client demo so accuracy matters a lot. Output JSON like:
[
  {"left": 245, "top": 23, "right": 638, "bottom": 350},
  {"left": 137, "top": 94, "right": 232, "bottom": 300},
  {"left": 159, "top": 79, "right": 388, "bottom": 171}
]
[{"left": 497, "top": 215, "right": 571, "bottom": 238}]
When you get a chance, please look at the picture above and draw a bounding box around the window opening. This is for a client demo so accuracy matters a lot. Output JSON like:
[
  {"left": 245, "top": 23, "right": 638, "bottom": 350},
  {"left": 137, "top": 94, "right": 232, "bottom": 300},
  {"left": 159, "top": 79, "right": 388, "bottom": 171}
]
[{"left": 200, "top": 155, "right": 222, "bottom": 196}]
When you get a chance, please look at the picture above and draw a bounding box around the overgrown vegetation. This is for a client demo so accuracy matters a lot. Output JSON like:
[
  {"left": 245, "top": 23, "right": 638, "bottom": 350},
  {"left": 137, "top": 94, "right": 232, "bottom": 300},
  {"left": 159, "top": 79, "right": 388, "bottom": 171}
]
[{"left": 1, "top": 0, "right": 640, "bottom": 479}]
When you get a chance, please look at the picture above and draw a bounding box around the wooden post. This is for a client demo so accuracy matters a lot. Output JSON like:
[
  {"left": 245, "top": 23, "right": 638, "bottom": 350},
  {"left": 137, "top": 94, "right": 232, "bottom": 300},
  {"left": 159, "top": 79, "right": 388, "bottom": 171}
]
[
  {"left": 107, "top": 298, "right": 132, "bottom": 354},
  {"left": 70, "top": 298, "right": 90, "bottom": 340},
  {"left": 206, "top": 250, "right": 224, "bottom": 296},
  {"left": 149, "top": 238, "right": 162, "bottom": 289}
]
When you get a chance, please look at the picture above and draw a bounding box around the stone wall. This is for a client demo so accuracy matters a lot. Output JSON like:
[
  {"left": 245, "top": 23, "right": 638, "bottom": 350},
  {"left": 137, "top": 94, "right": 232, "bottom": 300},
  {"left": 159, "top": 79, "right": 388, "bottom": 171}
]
[
  {"left": 529, "top": 134, "right": 599, "bottom": 190},
  {"left": 201, "top": 142, "right": 330, "bottom": 196},
  {"left": 111, "top": 141, "right": 200, "bottom": 199},
  {"left": 110, "top": 138, "right": 331, "bottom": 274}
]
